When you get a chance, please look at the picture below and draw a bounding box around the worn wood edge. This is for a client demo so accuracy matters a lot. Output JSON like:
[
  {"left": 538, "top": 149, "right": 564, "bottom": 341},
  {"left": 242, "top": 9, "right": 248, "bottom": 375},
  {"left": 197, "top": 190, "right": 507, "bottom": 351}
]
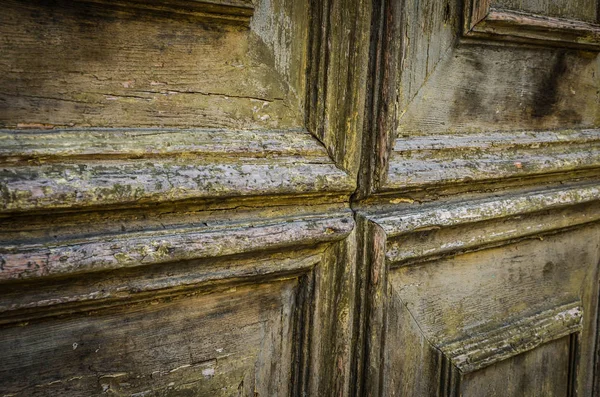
[
  {"left": 386, "top": 199, "right": 600, "bottom": 266},
  {"left": 0, "top": 129, "right": 355, "bottom": 214},
  {"left": 73, "top": 0, "right": 254, "bottom": 25},
  {"left": 385, "top": 129, "right": 600, "bottom": 190},
  {"left": 439, "top": 301, "right": 583, "bottom": 373},
  {"left": 0, "top": 212, "right": 353, "bottom": 283},
  {"left": 355, "top": 0, "right": 401, "bottom": 199},
  {"left": 371, "top": 183, "right": 600, "bottom": 238},
  {"left": 356, "top": 215, "right": 389, "bottom": 397},
  {"left": 466, "top": 8, "right": 600, "bottom": 50},
  {"left": 0, "top": 128, "right": 326, "bottom": 162},
  {"left": 0, "top": 251, "right": 322, "bottom": 326}
]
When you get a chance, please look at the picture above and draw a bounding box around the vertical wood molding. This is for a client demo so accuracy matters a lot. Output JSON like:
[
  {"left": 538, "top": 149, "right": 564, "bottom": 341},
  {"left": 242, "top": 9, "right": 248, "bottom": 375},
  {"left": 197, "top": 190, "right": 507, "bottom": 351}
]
[{"left": 306, "top": 0, "right": 373, "bottom": 179}]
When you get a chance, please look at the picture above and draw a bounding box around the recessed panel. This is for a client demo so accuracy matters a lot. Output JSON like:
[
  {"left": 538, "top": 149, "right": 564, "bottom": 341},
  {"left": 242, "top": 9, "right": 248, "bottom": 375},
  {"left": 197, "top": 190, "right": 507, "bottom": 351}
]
[
  {"left": 0, "top": 0, "right": 301, "bottom": 129},
  {"left": 384, "top": 224, "right": 600, "bottom": 395},
  {"left": 0, "top": 280, "right": 299, "bottom": 396}
]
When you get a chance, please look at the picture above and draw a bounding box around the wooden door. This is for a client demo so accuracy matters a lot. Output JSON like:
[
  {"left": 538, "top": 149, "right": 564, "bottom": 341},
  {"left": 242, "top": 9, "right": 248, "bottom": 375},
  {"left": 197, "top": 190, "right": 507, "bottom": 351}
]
[{"left": 0, "top": 0, "right": 599, "bottom": 396}]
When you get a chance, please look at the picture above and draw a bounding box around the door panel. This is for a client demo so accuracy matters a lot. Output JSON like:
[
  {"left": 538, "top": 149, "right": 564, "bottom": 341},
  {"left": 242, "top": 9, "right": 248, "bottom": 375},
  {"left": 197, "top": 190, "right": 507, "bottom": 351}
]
[
  {"left": 363, "top": 204, "right": 600, "bottom": 396},
  {"left": 1, "top": 281, "right": 298, "bottom": 396}
]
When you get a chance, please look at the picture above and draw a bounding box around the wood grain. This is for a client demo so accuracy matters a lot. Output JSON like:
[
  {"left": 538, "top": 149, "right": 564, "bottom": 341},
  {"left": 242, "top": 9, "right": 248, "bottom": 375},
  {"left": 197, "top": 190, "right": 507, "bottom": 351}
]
[
  {"left": 75, "top": 0, "right": 255, "bottom": 25},
  {"left": 0, "top": 280, "right": 300, "bottom": 396},
  {"left": 0, "top": 129, "right": 354, "bottom": 214},
  {"left": 0, "top": 0, "right": 300, "bottom": 129},
  {"left": 492, "top": 0, "right": 597, "bottom": 23},
  {"left": 386, "top": 129, "right": 600, "bottom": 191}
]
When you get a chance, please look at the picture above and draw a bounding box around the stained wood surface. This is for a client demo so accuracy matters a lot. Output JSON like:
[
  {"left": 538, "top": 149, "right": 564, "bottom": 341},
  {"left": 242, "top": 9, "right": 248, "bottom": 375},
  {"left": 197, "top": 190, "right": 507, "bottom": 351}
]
[
  {"left": 492, "top": 0, "right": 597, "bottom": 23},
  {"left": 0, "top": 280, "right": 299, "bottom": 396},
  {"left": 397, "top": 45, "right": 599, "bottom": 136},
  {"left": 0, "top": 0, "right": 299, "bottom": 130},
  {"left": 387, "top": 129, "right": 600, "bottom": 190},
  {"left": 0, "top": 129, "right": 354, "bottom": 214}
]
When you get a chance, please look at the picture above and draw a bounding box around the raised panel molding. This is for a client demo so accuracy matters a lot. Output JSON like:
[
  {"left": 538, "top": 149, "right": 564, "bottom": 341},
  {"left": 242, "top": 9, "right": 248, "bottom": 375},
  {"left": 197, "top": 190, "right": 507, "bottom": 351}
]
[
  {"left": 434, "top": 302, "right": 582, "bottom": 395},
  {"left": 441, "top": 301, "right": 582, "bottom": 374},
  {"left": 464, "top": 0, "right": 600, "bottom": 50}
]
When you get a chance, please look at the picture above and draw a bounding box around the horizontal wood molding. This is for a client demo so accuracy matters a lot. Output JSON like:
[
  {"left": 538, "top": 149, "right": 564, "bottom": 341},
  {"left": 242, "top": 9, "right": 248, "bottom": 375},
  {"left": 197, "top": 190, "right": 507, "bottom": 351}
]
[
  {"left": 74, "top": 0, "right": 255, "bottom": 25},
  {"left": 441, "top": 301, "right": 582, "bottom": 373},
  {"left": 0, "top": 129, "right": 354, "bottom": 214},
  {"left": 385, "top": 129, "right": 600, "bottom": 193},
  {"left": 464, "top": 0, "right": 600, "bottom": 50},
  {"left": 367, "top": 183, "right": 600, "bottom": 265},
  {"left": 0, "top": 210, "right": 352, "bottom": 282}
]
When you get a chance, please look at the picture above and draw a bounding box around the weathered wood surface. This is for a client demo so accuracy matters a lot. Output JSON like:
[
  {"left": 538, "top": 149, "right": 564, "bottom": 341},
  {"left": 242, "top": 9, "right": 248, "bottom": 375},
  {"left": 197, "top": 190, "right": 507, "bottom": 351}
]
[
  {"left": 377, "top": 184, "right": 600, "bottom": 265},
  {"left": 470, "top": 10, "right": 600, "bottom": 49},
  {"left": 0, "top": 280, "right": 300, "bottom": 396},
  {"left": 0, "top": 250, "right": 320, "bottom": 322},
  {"left": 0, "top": 129, "right": 354, "bottom": 214},
  {"left": 306, "top": 0, "right": 372, "bottom": 178},
  {"left": 374, "top": 183, "right": 600, "bottom": 237},
  {"left": 377, "top": 224, "right": 600, "bottom": 396},
  {"left": 465, "top": 0, "right": 600, "bottom": 49},
  {"left": 387, "top": 129, "right": 600, "bottom": 190},
  {"left": 2, "top": 0, "right": 600, "bottom": 395},
  {"left": 460, "top": 336, "right": 573, "bottom": 396},
  {"left": 0, "top": 0, "right": 299, "bottom": 130},
  {"left": 397, "top": 45, "right": 599, "bottom": 136},
  {"left": 492, "top": 0, "right": 598, "bottom": 22},
  {"left": 75, "top": 0, "right": 255, "bottom": 24},
  {"left": 358, "top": 0, "right": 600, "bottom": 196},
  {"left": 0, "top": 211, "right": 352, "bottom": 282},
  {"left": 441, "top": 301, "right": 582, "bottom": 373}
]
